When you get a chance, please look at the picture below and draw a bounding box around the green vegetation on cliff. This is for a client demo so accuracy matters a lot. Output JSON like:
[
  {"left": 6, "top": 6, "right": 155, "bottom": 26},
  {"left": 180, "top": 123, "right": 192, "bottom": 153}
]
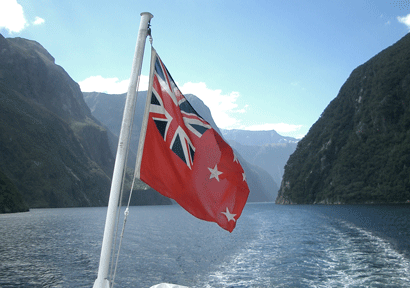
[
  {"left": 277, "top": 33, "right": 410, "bottom": 204},
  {"left": 0, "top": 34, "right": 172, "bottom": 209},
  {"left": 0, "top": 34, "right": 114, "bottom": 208},
  {"left": 0, "top": 170, "right": 29, "bottom": 213}
]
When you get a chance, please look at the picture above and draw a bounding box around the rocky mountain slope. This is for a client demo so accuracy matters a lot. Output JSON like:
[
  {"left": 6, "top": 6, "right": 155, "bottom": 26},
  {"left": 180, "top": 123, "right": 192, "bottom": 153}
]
[
  {"left": 0, "top": 34, "right": 115, "bottom": 209},
  {"left": 0, "top": 34, "right": 173, "bottom": 211},
  {"left": 277, "top": 33, "right": 410, "bottom": 204},
  {"left": 0, "top": 169, "right": 29, "bottom": 213}
]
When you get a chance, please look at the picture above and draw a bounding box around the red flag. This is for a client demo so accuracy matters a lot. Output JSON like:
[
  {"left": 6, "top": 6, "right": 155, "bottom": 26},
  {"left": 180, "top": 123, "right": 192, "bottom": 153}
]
[{"left": 136, "top": 48, "right": 249, "bottom": 232}]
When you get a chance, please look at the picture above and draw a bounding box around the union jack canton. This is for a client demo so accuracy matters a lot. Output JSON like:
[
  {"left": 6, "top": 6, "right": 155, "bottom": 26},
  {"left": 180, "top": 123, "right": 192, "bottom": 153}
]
[{"left": 149, "top": 55, "right": 212, "bottom": 169}]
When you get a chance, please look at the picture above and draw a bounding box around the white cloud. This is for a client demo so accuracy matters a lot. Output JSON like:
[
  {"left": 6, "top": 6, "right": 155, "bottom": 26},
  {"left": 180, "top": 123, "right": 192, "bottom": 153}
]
[
  {"left": 79, "top": 77, "right": 248, "bottom": 129},
  {"left": 33, "top": 16, "right": 45, "bottom": 25},
  {"left": 397, "top": 14, "right": 410, "bottom": 30},
  {"left": 78, "top": 75, "right": 149, "bottom": 94},
  {"left": 0, "top": 1, "right": 45, "bottom": 33},
  {"left": 180, "top": 82, "right": 244, "bottom": 128},
  {"left": 0, "top": 0, "right": 27, "bottom": 33},
  {"left": 235, "top": 104, "right": 249, "bottom": 114}
]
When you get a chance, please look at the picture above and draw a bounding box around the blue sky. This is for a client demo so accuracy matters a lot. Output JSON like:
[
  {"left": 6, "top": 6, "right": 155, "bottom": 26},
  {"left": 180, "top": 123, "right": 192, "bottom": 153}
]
[{"left": 1, "top": 0, "right": 410, "bottom": 138}]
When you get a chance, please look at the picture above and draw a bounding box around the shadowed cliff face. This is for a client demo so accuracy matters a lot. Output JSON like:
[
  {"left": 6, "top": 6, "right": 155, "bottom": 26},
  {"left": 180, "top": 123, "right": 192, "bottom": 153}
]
[
  {"left": 0, "top": 169, "right": 29, "bottom": 213},
  {"left": 0, "top": 35, "right": 91, "bottom": 122},
  {"left": 0, "top": 34, "right": 115, "bottom": 209},
  {"left": 277, "top": 33, "right": 410, "bottom": 204}
]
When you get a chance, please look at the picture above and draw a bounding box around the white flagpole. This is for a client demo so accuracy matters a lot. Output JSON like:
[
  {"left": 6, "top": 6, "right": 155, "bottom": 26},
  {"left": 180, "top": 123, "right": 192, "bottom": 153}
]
[{"left": 93, "top": 12, "right": 153, "bottom": 288}]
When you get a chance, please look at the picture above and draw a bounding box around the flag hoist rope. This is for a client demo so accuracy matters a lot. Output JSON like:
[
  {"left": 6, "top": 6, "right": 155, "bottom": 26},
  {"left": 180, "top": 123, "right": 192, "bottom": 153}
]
[{"left": 93, "top": 12, "right": 153, "bottom": 288}]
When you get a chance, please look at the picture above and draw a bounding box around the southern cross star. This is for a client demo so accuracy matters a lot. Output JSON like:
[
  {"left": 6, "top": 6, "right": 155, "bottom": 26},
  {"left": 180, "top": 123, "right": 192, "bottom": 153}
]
[
  {"left": 208, "top": 164, "right": 223, "bottom": 181},
  {"left": 221, "top": 207, "right": 236, "bottom": 222},
  {"left": 233, "top": 152, "right": 239, "bottom": 163},
  {"left": 242, "top": 172, "right": 247, "bottom": 181}
]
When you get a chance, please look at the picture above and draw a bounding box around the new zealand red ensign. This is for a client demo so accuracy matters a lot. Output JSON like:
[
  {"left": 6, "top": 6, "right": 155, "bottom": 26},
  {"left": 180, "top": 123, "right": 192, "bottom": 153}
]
[{"left": 136, "top": 48, "right": 250, "bottom": 232}]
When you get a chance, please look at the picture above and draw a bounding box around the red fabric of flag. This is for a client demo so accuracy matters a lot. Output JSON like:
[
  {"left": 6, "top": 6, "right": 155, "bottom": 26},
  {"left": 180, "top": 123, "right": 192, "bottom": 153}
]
[{"left": 136, "top": 48, "right": 249, "bottom": 232}]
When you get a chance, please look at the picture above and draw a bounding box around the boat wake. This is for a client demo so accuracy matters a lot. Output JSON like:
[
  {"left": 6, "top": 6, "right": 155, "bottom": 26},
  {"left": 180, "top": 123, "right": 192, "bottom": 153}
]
[{"left": 201, "top": 206, "right": 410, "bottom": 287}]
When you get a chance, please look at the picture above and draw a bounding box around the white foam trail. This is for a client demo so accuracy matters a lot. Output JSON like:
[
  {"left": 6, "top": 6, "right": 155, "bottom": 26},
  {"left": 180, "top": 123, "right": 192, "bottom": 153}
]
[
  {"left": 313, "top": 219, "right": 410, "bottom": 287},
  {"left": 202, "top": 207, "right": 410, "bottom": 287}
]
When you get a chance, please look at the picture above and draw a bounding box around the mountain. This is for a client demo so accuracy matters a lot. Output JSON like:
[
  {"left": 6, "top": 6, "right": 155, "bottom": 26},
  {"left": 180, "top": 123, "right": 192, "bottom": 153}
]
[
  {"left": 0, "top": 34, "right": 171, "bottom": 211},
  {"left": 83, "top": 91, "right": 147, "bottom": 166},
  {"left": 84, "top": 92, "right": 277, "bottom": 202},
  {"left": 221, "top": 129, "right": 298, "bottom": 145},
  {"left": 225, "top": 140, "right": 295, "bottom": 198},
  {"left": 0, "top": 169, "right": 29, "bottom": 213},
  {"left": 84, "top": 92, "right": 221, "bottom": 155},
  {"left": 0, "top": 34, "right": 115, "bottom": 209},
  {"left": 276, "top": 33, "right": 410, "bottom": 204},
  {"left": 221, "top": 129, "right": 298, "bottom": 192}
]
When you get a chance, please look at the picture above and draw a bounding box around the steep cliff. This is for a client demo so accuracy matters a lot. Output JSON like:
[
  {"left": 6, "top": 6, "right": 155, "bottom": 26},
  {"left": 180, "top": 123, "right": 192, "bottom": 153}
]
[
  {"left": 0, "top": 34, "right": 114, "bottom": 208},
  {"left": 0, "top": 169, "right": 29, "bottom": 213},
  {"left": 277, "top": 34, "right": 410, "bottom": 204}
]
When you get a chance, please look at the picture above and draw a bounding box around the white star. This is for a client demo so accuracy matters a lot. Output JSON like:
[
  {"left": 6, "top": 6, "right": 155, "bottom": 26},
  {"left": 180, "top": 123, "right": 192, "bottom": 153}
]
[
  {"left": 242, "top": 172, "right": 247, "bottom": 182},
  {"left": 221, "top": 207, "right": 236, "bottom": 222},
  {"left": 208, "top": 164, "right": 223, "bottom": 181},
  {"left": 233, "top": 152, "right": 239, "bottom": 163}
]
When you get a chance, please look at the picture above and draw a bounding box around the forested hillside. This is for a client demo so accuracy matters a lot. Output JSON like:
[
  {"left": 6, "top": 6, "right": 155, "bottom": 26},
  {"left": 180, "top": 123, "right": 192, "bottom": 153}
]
[
  {"left": 0, "top": 34, "right": 115, "bottom": 209},
  {"left": 277, "top": 33, "right": 410, "bottom": 204}
]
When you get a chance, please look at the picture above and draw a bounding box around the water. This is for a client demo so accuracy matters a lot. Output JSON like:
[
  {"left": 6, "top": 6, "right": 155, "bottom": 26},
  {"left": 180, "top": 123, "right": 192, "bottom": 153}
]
[{"left": 1, "top": 204, "right": 410, "bottom": 287}]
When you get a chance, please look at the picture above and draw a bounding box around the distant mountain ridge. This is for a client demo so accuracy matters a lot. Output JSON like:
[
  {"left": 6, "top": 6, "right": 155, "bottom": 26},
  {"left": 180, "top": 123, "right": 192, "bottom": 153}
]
[
  {"left": 226, "top": 140, "right": 296, "bottom": 196},
  {"left": 277, "top": 33, "right": 410, "bottom": 204},
  {"left": 221, "top": 129, "right": 298, "bottom": 195},
  {"left": 84, "top": 92, "right": 222, "bottom": 152},
  {"left": 84, "top": 92, "right": 278, "bottom": 202},
  {"left": 221, "top": 129, "right": 299, "bottom": 146}
]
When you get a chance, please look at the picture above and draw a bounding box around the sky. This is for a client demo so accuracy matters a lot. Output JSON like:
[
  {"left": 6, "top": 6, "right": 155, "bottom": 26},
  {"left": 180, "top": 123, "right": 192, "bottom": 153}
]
[{"left": 1, "top": 0, "right": 410, "bottom": 139}]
